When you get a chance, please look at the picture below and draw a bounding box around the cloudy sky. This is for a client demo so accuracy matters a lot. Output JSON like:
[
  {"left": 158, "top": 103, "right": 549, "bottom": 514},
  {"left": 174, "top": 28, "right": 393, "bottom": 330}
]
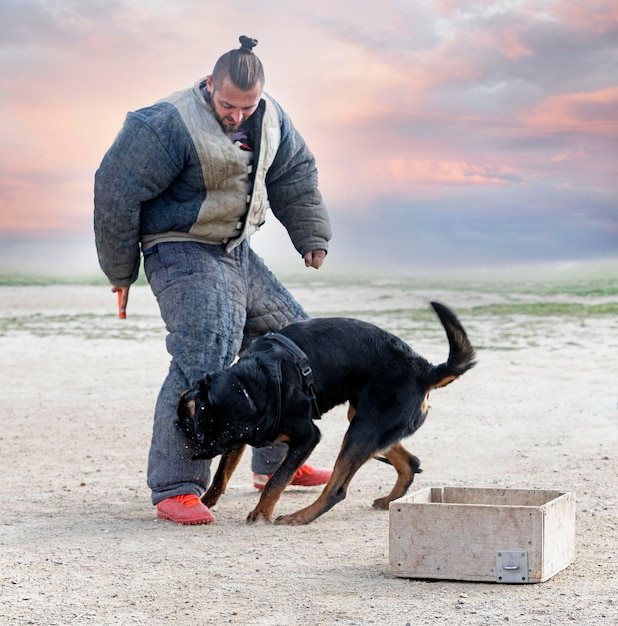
[{"left": 0, "top": 0, "right": 616, "bottom": 276}]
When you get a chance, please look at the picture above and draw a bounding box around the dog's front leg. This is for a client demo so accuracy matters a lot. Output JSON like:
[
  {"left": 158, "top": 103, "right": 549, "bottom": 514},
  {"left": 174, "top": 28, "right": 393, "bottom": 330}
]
[
  {"left": 202, "top": 446, "right": 246, "bottom": 508},
  {"left": 274, "top": 447, "right": 367, "bottom": 526},
  {"left": 246, "top": 433, "right": 319, "bottom": 524},
  {"left": 245, "top": 478, "right": 288, "bottom": 524},
  {"left": 276, "top": 420, "right": 379, "bottom": 525}
]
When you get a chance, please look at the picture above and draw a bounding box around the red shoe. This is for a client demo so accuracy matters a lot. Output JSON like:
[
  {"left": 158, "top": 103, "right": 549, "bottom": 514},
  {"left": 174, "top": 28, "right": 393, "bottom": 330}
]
[
  {"left": 253, "top": 464, "right": 332, "bottom": 490},
  {"left": 156, "top": 494, "right": 215, "bottom": 525}
]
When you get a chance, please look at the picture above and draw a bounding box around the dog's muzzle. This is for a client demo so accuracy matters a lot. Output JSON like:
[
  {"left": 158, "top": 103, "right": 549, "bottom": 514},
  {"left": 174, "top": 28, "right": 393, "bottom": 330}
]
[{"left": 178, "top": 382, "right": 218, "bottom": 444}]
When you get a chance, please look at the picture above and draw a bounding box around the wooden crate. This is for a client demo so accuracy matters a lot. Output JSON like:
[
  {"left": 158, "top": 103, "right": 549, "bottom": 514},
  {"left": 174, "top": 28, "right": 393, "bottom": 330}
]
[{"left": 389, "top": 487, "right": 575, "bottom": 583}]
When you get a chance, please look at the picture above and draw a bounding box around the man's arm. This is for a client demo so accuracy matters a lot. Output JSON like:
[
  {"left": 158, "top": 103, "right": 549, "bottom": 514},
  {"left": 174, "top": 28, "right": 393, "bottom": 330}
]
[{"left": 94, "top": 110, "right": 183, "bottom": 286}]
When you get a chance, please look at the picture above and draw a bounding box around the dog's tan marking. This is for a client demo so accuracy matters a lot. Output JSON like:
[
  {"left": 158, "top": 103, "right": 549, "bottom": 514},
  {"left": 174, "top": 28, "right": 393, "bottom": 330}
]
[
  {"left": 184, "top": 398, "right": 196, "bottom": 418},
  {"left": 431, "top": 375, "right": 457, "bottom": 390},
  {"left": 248, "top": 477, "right": 293, "bottom": 523},
  {"left": 422, "top": 393, "right": 430, "bottom": 414},
  {"left": 347, "top": 404, "right": 356, "bottom": 422}
]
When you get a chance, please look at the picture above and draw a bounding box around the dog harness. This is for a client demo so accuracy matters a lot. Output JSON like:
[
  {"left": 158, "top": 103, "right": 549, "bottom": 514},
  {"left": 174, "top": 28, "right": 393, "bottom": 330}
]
[{"left": 251, "top": 332, "right": 321, "bottom": 442}]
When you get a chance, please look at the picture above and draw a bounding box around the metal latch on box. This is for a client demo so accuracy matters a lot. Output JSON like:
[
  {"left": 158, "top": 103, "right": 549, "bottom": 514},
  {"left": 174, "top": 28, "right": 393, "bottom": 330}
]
[{"left": 496, "top": 551, "right": 528, "bottom": 583}]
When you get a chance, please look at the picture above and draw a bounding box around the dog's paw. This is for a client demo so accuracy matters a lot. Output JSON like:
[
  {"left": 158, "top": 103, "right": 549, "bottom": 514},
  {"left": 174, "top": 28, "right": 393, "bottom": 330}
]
[
  {"left": 372, "top": 496, "right": 391, "bottom": 510},
  {"left": 201, "top": 491, "right": 220, "bottom": 508},
  {"left": 274, "top": 513, "right": 308, "bottom": 526},
  {"left": 246, "top": 509, "right": 273, "bottom": 524}
]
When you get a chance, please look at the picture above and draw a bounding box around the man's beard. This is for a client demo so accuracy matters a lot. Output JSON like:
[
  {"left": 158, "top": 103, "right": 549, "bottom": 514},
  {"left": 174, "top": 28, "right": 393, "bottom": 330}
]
[{"left": 215, "top": 112, "right": 240, "bottom": 133}]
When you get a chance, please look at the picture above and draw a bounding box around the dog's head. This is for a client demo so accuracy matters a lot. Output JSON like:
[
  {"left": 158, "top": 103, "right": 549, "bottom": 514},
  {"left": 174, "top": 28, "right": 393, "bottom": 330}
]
[{"left": 177, "top": 371, "right": 260, "bottom": 459}]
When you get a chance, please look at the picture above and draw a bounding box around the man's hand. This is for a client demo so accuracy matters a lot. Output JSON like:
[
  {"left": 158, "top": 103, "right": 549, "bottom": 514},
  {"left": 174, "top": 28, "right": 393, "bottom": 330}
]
[
  {"left": 303, "top": 249, "right": 326, "bottom": 270},
  {"left": 112, "top": 285, "right": 129, "bottom": 319}
]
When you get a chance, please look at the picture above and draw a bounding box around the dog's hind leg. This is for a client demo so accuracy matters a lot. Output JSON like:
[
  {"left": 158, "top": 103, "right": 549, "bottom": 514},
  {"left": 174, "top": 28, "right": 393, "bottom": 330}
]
[
  {"left": 350, "top": 400, "right": 421, "bottom": 506},
  {"left": 201, "top": 446, "right": 246, "bottom": 508},
  {"left": 372, "top": 442, "right": 421, "bottom": 510}
]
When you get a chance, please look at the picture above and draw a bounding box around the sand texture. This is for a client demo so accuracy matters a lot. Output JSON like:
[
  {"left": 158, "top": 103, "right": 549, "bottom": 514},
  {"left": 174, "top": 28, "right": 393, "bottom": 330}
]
[{"left": 1, "top": 279, "right": 617, "bottom": 625}]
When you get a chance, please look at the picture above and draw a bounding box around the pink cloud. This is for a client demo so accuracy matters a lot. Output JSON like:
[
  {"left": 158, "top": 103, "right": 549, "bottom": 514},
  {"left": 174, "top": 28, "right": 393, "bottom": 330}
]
[
  {"left": 370, "top": 159, "right": 516, "bottom": 186},
  {"left": 474, "top": 25, "right": 534, "bottom": 60},
  {"left": 519, "top": 87, "right": 618, "bottom": 134},
  {"left": 549, "top": 0, "right": 618, "bottom": 34},
  {"left": 546, "top": 149, "right": 589, "bottom": 163}
]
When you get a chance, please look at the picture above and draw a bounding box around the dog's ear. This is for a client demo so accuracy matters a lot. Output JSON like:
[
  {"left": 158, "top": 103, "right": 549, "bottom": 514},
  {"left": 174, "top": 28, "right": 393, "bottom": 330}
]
[
  {"left": 197, "top": 374, "right": 214, "bottom": 401},
  {"left": 177, "top": 389, "right": 195, "bottom": 420}
]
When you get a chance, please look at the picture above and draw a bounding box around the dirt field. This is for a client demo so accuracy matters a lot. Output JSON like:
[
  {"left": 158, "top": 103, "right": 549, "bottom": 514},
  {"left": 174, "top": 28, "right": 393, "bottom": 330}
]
[{"left": 1, "top": 283, "right": 616, "bottom": 625}]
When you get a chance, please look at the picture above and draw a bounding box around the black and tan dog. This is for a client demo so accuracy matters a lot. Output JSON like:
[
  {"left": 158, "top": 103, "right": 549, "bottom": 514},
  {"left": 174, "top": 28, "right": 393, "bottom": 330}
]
[{"left": 177, "top": 301, "right": 476, "bottom": 525}]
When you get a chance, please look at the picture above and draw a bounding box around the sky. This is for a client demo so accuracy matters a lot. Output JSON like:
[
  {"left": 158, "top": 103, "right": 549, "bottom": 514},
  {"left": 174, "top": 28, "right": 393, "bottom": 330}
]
[{"left": 0, "top": 0, "right": 617, "bottom": 277}]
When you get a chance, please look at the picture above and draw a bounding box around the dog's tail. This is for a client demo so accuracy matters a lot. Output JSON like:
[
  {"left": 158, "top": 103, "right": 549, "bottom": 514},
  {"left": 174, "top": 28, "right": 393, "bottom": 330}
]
[{"left": 426, "top": 301, "right": 477, "bottom": 390}]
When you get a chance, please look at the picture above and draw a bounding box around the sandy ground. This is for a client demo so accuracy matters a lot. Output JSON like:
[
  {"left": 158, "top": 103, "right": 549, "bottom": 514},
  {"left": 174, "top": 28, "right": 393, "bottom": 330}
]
[{"left": 1, "top": 283, "right": 617, "bottom": 625}]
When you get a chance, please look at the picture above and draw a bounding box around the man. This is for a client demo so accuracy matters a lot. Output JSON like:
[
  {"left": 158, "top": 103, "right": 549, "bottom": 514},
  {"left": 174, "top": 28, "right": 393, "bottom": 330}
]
[{"left": 94, "top": 36, "right": 332, "bottom": 524}]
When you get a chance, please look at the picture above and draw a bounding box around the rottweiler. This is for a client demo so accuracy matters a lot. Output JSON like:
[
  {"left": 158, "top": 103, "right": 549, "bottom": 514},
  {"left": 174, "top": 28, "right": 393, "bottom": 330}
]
[{"left": 177, "top": 301, "right": 476, "bottom": 525}]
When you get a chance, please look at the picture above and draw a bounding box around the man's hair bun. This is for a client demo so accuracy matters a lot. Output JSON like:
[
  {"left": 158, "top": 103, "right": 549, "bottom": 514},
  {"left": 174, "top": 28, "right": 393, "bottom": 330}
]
[{"left": 239, "top": 36, "right": 258, "bottom": 52}]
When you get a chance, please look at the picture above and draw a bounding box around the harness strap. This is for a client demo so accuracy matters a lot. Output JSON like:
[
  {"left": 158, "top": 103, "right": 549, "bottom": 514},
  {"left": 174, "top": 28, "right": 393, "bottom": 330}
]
[
  {"left": 255, "top": 350, "right": 284, "bottom": 442},
  {"left": 262, "top": 332, "right": 321, "bottom": 421},
  {"left": 252, "top": 332, "right": 322, "bottom": 442}
]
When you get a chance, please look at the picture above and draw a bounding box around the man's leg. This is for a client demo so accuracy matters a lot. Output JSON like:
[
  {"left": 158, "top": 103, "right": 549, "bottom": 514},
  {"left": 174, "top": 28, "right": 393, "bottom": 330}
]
[
  {"left": 145, "top": 242, "right": 248, "bottom": 521},
  {"left": 147, "top": 361, "right": 212, "bottom": 502}
]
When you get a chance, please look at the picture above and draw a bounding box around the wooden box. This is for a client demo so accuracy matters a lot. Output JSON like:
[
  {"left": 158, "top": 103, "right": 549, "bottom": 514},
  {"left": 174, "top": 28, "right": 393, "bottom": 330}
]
[{"left": 389, "top": 487, "right": 575, "bottom": 583}]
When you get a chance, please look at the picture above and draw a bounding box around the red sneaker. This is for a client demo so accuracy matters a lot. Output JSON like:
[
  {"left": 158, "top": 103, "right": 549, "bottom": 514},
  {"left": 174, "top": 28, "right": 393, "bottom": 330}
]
[
  {"left": 253, "top": 464, "right": 332, "bottom": 490},
  {"left": 156, "top": 494, "right": 215, "bottom": 525}
]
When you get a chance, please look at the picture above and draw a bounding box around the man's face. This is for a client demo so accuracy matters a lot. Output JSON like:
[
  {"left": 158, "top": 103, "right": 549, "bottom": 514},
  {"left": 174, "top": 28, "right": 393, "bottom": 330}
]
[{"left": 206, "top": 75, "right": 262, "bottom": 132}]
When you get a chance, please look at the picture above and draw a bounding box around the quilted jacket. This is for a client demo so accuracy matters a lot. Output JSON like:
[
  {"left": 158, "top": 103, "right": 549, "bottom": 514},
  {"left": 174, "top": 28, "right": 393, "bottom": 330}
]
[{"left": 94, "top": 78, "right": 331, "bottom": 286}]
